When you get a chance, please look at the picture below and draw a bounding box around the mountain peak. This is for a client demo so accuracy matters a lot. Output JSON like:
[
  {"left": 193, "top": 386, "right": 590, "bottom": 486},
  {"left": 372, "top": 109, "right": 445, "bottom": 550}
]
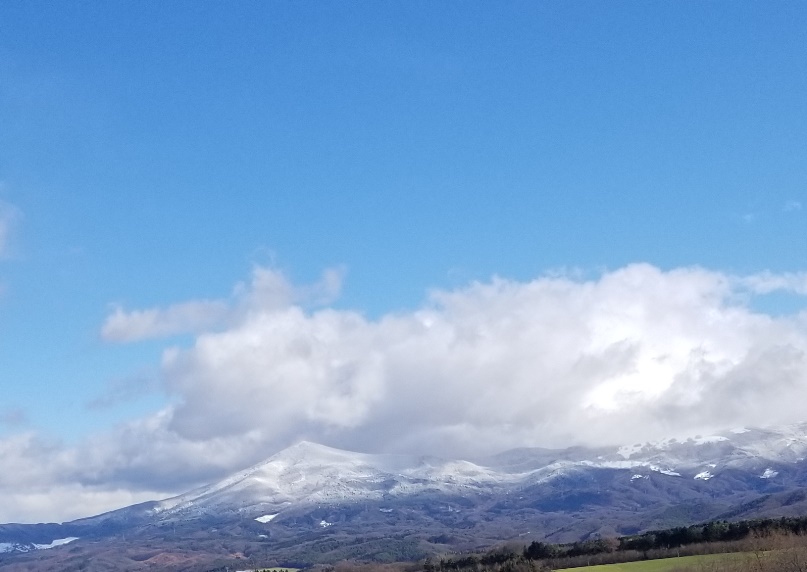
[
  {"left": 285, "top": 440, "right": 342, "bottom": 452},
  {"left": 266, "top": 440, "right": 364, "bottom": 464}
]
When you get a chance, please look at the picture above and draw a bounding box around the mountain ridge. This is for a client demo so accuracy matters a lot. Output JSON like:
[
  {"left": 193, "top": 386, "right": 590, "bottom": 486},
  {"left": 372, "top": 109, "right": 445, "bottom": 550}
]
[{"left": 5, "top": 423, "right": 807, "bottom": 570}]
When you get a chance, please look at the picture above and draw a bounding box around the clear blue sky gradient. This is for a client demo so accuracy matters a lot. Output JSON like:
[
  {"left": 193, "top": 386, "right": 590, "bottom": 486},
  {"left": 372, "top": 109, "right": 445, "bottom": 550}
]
[{"left": 0, "top": 2, "right": 805, "bottom": 440}]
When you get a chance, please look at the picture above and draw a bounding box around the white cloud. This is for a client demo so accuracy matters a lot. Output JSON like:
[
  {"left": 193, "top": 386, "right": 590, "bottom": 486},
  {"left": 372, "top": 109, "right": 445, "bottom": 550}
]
[
  {"left": 5, "top": 263, "right": 807, "bottom": 523},
  {"left": 739, "top": 271, "right": 807, "bottom": 296},
  {"left": 784, "top": 200, "right": 803, "bottom": 212},
  {"left": 111, "top": 264, "right": 807, "bottom": 457},
  {"left": 0, "top": 418, "right": 271, "bottom": 522},
  {"left": 0, "top": 486, "right": 163, "bottom": 524},
  {"left": 101, "top": 266, "right": 346, "bottom": 342},
  {"left": 157, "top": 264, "right": 807, "bottom": 457},
  {"left": 0, "top": 432, "right": 163, "bottom": 522},
  {"left": 157, "top": 264, "right": 805, "bottom": 454},
  {"left": 102, "top": 300, "right": 230, "bottom": 342}
]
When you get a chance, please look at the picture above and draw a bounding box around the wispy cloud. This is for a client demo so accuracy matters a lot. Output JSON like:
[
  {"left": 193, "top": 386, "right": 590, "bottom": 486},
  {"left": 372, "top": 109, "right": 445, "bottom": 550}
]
[
  {"left": 101, "top": 266, "right": 346, "bottom": 343},
  {"left": 784, "top": 200, "right": 803, "bottom": 212},
  {"left": 102, "top": 300, "right": 230, "bottom": 343},
  {"left": 739, "top": 271, "right": 807, "bottom": 296}
]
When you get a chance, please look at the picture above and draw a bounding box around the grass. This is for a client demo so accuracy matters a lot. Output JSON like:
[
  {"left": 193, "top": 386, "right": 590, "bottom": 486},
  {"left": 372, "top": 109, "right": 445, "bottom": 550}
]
[{"left": 556, "top": 552, "right": 750, "bottom": 572}]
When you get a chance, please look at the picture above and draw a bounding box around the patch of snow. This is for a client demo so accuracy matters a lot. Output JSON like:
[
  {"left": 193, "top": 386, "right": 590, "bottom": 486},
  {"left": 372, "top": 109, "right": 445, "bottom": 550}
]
[
  {"left": 693, "top": 436, "right": 729, "bottom": 445},
  {"left": 760, "top": 468, "right": 779, "bottom": 479},
  {"left": 0, "top": 543, "right": 16, "bottom": 554},
  {"left": 319, "top": 520, "right": 333, "bottom": 527},
  {"left": 379, "top": 508, "right": 393, "bottom": 513},
  {"left": 254, "top": 513, "right": 278, "bottom": 523},
  {"left": 650, "top": 466, "right": 681, "bottom": 477},
  {"left": 630, "top": 474, "right": 646, "bottom": 481},
  {"left": 581, "top": 460, "right": 647, "bottom": 470},
  {"left": 33, "top": 537, "right": 79, "bottom": 550},
  {"left": 694, "top": 471, "right": 714, "bottom": 481},
  {"left": 731, "top": 428, "right": 750, "bottom": 434}
]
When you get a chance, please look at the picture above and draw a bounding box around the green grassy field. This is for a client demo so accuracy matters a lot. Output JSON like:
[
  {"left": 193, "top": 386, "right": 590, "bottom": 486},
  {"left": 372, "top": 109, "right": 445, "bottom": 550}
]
[{"left": 557, "top": 552, "right": 749, "bottom": 572}]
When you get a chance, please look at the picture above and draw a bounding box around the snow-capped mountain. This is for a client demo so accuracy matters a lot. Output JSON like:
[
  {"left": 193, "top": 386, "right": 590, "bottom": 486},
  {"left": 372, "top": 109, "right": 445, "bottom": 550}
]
[
  {"left": 148, "top": 423, "right": 807, "bottom": 521},
  {"left": 5, "top": 423, "right": 807, "bottom": 570},
  {"left": 149, "top": 440, "right": 516, "bottom": 520}
]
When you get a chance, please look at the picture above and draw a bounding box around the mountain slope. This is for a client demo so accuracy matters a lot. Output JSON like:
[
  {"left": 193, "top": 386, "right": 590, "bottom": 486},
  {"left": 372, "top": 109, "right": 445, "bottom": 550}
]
[{"left": 4, "top": 424, "right": 807, "bottom": 570}]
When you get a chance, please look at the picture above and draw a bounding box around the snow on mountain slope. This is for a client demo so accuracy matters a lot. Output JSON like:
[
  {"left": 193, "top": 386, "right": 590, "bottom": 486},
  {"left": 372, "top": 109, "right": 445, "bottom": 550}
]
[
  {"left": 152, "top": 441, "right": 499, "bottom": 517},
  {"left": 153, "top": 441, "right": 416, "bottom": 514},
  {"left": 6, "top": 423, "right": 807, "bottom": 560},
  {"left": 146, "top": 422, "right": 807, "bottom": 522},
  {"left": 0, "top": 537, "right": 78, "bottom": 554}
]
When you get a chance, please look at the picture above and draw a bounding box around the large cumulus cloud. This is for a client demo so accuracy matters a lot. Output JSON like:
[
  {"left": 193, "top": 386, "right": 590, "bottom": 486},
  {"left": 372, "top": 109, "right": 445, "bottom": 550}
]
[
  {"left": 3, "top": 263, "right": 807, "bottom": 523},
  {"left": 157, "top": 264, "right": 807, "bottom": 456}
]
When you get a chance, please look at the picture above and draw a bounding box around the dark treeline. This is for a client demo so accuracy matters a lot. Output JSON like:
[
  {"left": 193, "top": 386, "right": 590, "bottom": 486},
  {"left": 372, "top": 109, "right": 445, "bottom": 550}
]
[
  {"left": 428, "top": 516, "right": 807, "bottom": 572},
  {"left": 619, "top": 516, "right": 807, "bottom": 553},
  {"left": 425, "top": 546, "right": 545, "bottom": 572}
]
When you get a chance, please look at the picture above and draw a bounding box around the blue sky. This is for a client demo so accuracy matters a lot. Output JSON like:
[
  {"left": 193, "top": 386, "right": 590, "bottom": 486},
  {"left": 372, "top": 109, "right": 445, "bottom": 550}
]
[{"left": 1, "top": 2, "right": 807, "bottom": 522}]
